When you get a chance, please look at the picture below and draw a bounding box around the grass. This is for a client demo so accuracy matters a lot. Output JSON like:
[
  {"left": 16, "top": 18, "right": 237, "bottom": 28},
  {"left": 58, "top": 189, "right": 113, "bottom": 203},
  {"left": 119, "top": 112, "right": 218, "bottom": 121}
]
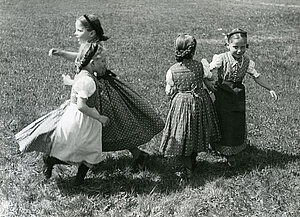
[{"left": 1, "top": 0, "right": 300, "bottom": 216}]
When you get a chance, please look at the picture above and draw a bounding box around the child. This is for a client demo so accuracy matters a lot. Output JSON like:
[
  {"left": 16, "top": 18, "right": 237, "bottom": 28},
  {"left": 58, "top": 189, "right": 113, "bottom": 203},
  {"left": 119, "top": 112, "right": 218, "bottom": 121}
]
[
  {"left": 209, "top": 28, "right": 278, "bottom": 167},
  {"left": 17, "top": 42, "right": 109, "bottom": 186},
  {"left": 160, "top": 34, "right": 220, "bottom": 178},
  {"left": 49, "top": 14, "right": 165, "bottom": 169}
]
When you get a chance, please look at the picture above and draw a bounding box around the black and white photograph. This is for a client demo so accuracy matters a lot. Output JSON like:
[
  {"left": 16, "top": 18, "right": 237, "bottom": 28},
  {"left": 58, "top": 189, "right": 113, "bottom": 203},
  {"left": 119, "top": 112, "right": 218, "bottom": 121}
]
[{"left": 0, "top": 0, "right": 299, "bottom": 216}]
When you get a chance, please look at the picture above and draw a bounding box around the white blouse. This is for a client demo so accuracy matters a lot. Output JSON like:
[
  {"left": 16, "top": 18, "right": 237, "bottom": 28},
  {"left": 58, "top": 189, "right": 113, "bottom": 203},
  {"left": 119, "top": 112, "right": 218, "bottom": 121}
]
[
  {"left": 73, "top": 73, "right": 96, "bottom": 99},
  {"left": 209, "top": 52, "right": 261, "bottom": 79}
]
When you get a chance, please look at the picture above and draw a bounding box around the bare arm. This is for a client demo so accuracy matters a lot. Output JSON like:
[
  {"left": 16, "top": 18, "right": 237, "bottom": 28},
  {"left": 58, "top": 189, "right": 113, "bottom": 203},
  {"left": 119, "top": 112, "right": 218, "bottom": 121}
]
[
  {"left": 253, "top": 75, "right": 278, "bottom": 101},
  {"left": 77, "top": 97, "right": 109, "bottom": 126},
  {"left": 49, "top": 48, "right": 78, "bottom": 61}
]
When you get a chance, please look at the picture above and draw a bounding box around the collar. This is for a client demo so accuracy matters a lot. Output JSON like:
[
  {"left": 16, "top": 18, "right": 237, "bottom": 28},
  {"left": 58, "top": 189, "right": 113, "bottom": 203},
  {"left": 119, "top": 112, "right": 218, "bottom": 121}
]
[{"left": 226, "top": 52, "right": 245, "bottom": 68}]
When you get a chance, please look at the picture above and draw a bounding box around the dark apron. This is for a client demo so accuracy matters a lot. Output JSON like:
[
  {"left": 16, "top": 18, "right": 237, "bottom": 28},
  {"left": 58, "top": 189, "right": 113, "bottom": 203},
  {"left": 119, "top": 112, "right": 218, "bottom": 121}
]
[{"left": 215, "top": 81, "right": 246, "bottom": 151}]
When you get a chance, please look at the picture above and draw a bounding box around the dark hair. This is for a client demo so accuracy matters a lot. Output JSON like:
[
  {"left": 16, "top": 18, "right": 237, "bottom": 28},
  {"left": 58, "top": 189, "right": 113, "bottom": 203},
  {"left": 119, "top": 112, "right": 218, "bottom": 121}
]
[
  {"left": 75, "top": 43, "right": 99, "bottom": 71},
  {"left": 77, "top": 14, "right": 109, "bottom": 42},
  {"left": 226, "top": 28, "right": 247, "bottom": 43},
  {"left": 174, "top": 34, "right": 197, "bottom": 62}
]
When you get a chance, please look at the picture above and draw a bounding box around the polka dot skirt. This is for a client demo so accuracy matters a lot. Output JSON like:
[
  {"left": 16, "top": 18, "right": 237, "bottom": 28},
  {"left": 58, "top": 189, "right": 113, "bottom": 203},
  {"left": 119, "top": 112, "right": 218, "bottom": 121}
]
[{"left": 97, "top": 76, "right": 165, "bottom": 152}]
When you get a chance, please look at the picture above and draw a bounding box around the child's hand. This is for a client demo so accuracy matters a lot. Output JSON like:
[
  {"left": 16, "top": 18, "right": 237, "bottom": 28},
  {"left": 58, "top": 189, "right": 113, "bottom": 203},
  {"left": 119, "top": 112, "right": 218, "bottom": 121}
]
[
  {"left": 270, "top": 90, "right": 278, "bottom": 101},
  {"left": 62, "top": 74, "right": 74, "bottom": 86},
  {"left": 49, "top": 48, "right": 61, "bottom": 57},
  {"left": 100, "top": 115, "right": 110, "bottom": 127}
]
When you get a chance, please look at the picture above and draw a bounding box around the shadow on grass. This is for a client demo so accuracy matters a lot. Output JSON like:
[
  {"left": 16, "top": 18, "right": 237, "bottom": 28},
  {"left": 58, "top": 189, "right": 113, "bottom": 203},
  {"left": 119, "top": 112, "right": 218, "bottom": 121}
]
[
  {"left": 235, "top": 145, "right": 300, "bottom": 173},
  {"left": 56, "top": 154, "right": 186, "bottom": 196},
  {"left": 56, "top": 145, "right": 300, "bottom": 196}
]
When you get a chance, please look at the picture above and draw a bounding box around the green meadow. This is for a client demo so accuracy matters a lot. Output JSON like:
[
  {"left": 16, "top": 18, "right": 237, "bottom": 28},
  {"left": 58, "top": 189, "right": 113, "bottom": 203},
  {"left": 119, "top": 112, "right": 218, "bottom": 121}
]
[{"left": 0, "top": 0, "right": 299, "bottom": 216}]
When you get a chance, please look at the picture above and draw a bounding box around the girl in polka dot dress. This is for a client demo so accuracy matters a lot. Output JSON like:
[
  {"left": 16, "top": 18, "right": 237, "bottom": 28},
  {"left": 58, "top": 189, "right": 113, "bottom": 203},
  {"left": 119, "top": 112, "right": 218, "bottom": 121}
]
[
  {"left": 48, "top": 14, "right": 165, "bottom": 169},
  {"left": 208, "top": 29, "right": 278, "bottom": 167},
  {"left": 160, "top": 34, "right": 220, "bottom": 178}
]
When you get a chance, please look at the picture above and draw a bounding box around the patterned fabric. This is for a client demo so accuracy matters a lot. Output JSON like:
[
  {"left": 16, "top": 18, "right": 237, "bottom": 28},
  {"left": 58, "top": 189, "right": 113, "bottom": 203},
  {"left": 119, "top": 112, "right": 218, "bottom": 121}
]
[
  {"left": 97, "top": 71, "right": 165, "bottom": 151},
  {"left": 15, "top": 70, "right": 165, "bottom": 154},
  {"left": 210, "top": 52, "right": 250, "bottom": 156},
  {"left": 160, "top": 59, "right": 220, "bottom": 157}
]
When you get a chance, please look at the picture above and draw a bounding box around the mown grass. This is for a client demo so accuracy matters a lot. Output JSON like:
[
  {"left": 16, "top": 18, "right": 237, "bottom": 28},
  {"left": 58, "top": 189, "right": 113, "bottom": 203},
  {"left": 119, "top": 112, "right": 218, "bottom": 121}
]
[{"left": 1, "top": 0, "right": 300, "bottom": 216}]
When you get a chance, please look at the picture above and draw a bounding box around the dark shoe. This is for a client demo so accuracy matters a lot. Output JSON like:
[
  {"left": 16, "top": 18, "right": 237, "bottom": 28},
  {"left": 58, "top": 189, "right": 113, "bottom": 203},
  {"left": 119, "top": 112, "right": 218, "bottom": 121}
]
[
  {"left": 191, "top": 152, "right": 197, "bottom": 172},
  {"left": 132, "top": 151, "right": 150, "bottom": 171},
  {"left": 74, "top": 164, "right": 89, "bottom": 186},
  {"left": 183, "top": 167, "right": 193, "bottom": 179},
  {"left": 42, "top": 156, "right": 67, "bottom": 179},
  {"left": 191, "top": 161, "right": 197, "bottom": 173},
  {"left": 42, "top": 157, "right": 53, "bottom": 179},
  {"left": 226, "top": 156, "right": 237, "bottom": 168},
  {"left": 176, "top": 166, "right": 192, "bottom": 182}
]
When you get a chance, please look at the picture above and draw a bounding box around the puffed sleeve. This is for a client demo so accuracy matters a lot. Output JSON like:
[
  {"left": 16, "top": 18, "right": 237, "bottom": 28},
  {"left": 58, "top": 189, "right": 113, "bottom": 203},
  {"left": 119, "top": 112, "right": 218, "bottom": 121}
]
[
  {"left": 201, "top": 59, "right": 212, "bottom": 79},
  {"left": 209, "top": 54, "right": 223, "bottom": 71},
  {"left": 73, "top": 76, "right": 96, "bottom": 99},
  {"left": 165, "top": 69, "right": 174, "bottom": 95},
  {"left": 247, "top": 60, "right": 260, "bottom": 78}
]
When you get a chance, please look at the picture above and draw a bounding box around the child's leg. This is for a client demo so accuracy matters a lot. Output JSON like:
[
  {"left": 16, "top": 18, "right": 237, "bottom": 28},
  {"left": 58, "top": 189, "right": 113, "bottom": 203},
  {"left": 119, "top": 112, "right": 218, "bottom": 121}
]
[
  {"left": 226, "top": 155, "right": 237, "bottom": 167},
  {"left": 182, "top": 156, "right": 192, "bottom": 169},
  {"left": 74, "top": 164, "right": 89, "bottom": 186},
  {"left": 180, "top": 156, "right": 193, "bottom": 179},
  {"left": 129, "top": 147, "right": 150, "bottom": 170},
  {"left": 179, "top": 152, "right": 198, "bottom": 179},
  {"left": 129, "top": 147, "right": 141, "bottom": 159},
  {"left": 191, "top": 152, "right": 197, "bottom": 171},
  {"left": 43, "top": 156, "right": 67, "bottom": 179}
]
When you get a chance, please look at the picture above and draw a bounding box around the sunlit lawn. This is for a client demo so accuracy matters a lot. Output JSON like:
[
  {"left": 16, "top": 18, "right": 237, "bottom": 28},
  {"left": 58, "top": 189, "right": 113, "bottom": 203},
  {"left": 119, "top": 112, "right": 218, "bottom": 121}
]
[{"left": 0, "top": 0, "right": 299, "bottom": 216}]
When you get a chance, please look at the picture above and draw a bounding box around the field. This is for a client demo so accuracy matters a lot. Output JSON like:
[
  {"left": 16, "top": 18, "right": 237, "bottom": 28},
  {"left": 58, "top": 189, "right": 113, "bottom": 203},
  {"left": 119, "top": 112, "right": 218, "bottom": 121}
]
[{"left": 0, "top": 0, "right": 300, "bottom": 216}]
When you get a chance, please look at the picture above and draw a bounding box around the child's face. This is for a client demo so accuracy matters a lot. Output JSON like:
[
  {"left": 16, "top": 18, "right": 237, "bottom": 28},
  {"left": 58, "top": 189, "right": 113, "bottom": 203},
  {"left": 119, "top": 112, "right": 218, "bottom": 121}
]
[
  {"left": 227, "top": 37, "right": 247, "bottom": 59},
  {"left": 74, "top": 20, "right": 92, "bottom": 44}
]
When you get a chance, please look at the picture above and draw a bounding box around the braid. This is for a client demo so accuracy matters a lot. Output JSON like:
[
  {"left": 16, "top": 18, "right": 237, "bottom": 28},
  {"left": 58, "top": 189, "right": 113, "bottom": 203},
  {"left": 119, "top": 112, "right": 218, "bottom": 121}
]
[
  {"left": 175, "top": 41, "right": 196, "bottom": 61},
  {"left": 75, "top": 43, "right": 99, "bottom": 72},
  {"left": 175, "top": 34, "right": 197, "bottom": 62}
]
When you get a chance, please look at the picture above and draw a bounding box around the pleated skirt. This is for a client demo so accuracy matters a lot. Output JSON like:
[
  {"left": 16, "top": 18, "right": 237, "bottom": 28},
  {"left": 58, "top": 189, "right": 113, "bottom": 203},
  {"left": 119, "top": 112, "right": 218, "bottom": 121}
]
[{"left": 160, "top": 89, "right": 220, "bottom": 157}]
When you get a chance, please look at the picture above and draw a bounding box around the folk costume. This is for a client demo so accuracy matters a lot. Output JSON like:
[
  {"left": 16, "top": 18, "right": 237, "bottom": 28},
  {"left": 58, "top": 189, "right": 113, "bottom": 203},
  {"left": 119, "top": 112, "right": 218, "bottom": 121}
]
[
  {"left": 210, "top": 51, "right": 260, "bottom": 156},
  {"left": 16, "top": 70, "right": 103, "bottom": 167},
  {"left": 16, "top": 43, "right": 164, "bottom": 155},
  {"left": 160, "top": 59, "right": 220, "bottom": 157}
]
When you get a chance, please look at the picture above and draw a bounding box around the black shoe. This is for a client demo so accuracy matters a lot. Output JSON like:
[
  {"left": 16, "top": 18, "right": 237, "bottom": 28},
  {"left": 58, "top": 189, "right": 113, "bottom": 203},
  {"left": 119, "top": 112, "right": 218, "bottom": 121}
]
[
  {"left": 191, "top": 153, "right": 197, "bottom": 172},
  {"left": 42, "top": 157, "right": 53, "bottom": 179},
  {"left": 183, "top": 167, "right": 193, "bottom": 179},
  {"left": 132, "top": 151, "right": 150, "bottom": 171},
  {"left": 74, "top": 164, "right": 89, "bottom": 186},
  {"left": 191, "top": 161, "right": 197, "bottom": 173},
  {"left": 226, "top": 156, "right": 237, "bottom": 168},
  {"left": 176, "top": 166, "right": 192, "bottom": 181}
]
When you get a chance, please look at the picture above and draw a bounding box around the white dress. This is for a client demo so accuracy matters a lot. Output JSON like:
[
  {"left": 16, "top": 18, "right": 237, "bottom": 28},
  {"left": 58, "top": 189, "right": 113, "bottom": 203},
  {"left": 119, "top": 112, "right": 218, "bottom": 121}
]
[{"left": 50, "top": 71, "right": 102, "bottom": 166}]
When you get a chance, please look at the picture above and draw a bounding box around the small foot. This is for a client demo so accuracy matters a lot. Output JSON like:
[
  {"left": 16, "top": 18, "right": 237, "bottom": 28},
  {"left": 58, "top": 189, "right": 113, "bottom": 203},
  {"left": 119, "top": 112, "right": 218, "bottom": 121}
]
[
  {"left": 42, "top": 157, "right": 53, "bottom": 179},
  {"left": 226, "top": 156, "right": 237, "bottom": 168},
  {"left": 132, "top": 151, "right": 150, "bottom": 171}
]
